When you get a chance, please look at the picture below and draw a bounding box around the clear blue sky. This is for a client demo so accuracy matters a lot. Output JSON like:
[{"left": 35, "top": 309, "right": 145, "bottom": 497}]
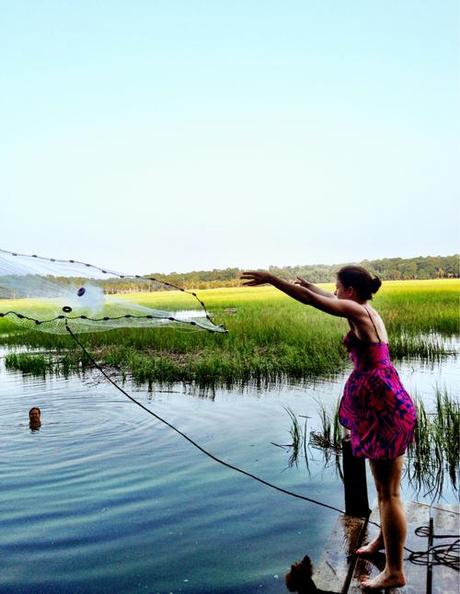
[{"left": 1, "top": 1, "right": 458, "bottom": 274}]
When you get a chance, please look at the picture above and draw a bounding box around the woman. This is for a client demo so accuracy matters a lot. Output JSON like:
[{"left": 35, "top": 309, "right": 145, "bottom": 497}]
[{"left": 241, "top": 266, "right": 417, "bottom": 591}]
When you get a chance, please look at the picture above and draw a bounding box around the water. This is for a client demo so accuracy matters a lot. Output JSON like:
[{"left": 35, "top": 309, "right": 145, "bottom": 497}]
[{"left": 0, "top": 348, "right": 458, "bottom": 593}]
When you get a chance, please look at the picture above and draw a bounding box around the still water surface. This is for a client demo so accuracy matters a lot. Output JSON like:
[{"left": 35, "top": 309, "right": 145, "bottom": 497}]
[{"left": 1, "top": 347, "right": 458, "bottom": 593}]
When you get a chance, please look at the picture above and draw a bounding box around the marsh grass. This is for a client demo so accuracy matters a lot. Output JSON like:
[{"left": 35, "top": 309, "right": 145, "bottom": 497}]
[
  {"left": 286, "top": 407, "right": 302, "bottom": 467},
  {"left": 309, "top": 401, "right": 343, "bottom": 470},
  {"left": 5, "top": 353, "right": 50, "bottom": 376},
  {"left": 406, "top": 388, "right": 460, "bottom": 498},
  {"left": 287, "top": 387, "right": 460, "bottom": 499},
  {"left": 277, "top": 401, "right": 343, "bottom": 471},
  {"left": 5, "top": 351, "right": 86, "bottom": 377},
  {"left": 1, "top": 280, "right": 458, "bottom": 385}
]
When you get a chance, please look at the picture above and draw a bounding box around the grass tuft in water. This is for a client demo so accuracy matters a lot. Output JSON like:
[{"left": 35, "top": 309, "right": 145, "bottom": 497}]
[
  {"left": 406, "top": 388, "right": 460, "bottom": 498},
  {"left": 286, "top": 388, "right": 459, "bottom": 499},
  {"left": 5, "top": 353, "right": 51, "bottom": 376},
  {"left": 285, "top": 407, "right": 302, "bottom": 467},
  {"left": 4, "top": 351, "right": 88, "bottom": 377}
]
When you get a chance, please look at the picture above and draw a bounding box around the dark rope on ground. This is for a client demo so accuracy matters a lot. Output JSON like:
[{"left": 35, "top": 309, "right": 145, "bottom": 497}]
[
  {"left": 406, "top": 522, "right": 460, "bottom": 572},
  {"left": 65, "top": 322, "right": 459, "bottom": 571}
]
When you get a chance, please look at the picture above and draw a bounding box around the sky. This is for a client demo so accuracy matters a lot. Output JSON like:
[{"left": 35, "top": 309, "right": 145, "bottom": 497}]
[{"left": 1, "top": 1, "right": 459, "bottom": 274}]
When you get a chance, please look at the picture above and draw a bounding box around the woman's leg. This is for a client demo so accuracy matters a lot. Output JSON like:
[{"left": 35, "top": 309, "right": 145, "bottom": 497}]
[
  {"left": 360, "top": 455, "right": 406, "bottom": 590},
  {"left": 356, "top": 497, "right": 384, "bottom": 555}
]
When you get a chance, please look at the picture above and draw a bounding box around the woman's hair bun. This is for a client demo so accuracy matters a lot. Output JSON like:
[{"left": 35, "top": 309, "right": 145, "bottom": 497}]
[
  {"left": 371, "top": 276, "right": 382, "bottom": 294},
  {"left": 337, "top": 266, "right": 382, "bottom": 300}
]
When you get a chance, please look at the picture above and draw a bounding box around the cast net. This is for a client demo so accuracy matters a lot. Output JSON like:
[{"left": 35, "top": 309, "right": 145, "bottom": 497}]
[{"left": 0, "top": 249, "right": 226, "bottom": 334}]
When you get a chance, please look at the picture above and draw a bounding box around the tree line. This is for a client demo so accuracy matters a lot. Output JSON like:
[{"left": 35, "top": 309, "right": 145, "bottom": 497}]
[
  {"left": 106, "top": 254, "right": 459, "bottom": 292},
  {"left": 3, "top": 255, "right": 457, "bottom": 297}
]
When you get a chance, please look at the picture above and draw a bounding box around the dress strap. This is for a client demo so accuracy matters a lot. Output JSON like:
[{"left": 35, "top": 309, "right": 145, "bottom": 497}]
[{"left": 364, "top": 305, "right": 382, "bottom": 343}]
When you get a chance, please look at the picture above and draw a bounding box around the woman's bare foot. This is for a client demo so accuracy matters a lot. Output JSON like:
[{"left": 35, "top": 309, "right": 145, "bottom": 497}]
[
  {"left": 356, "top": 534, "right": 384, "bottom": 556},
  {"left": 360, "top": 569, "right": 406, "bottom": 590}
]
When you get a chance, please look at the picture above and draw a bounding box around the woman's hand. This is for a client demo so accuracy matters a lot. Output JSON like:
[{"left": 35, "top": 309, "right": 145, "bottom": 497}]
[
  {"left": 240, "top": 270, "right": 273, "bottom": 286},
  {"left": 294, "top": 276, "right": 309, "bottom": 288}
]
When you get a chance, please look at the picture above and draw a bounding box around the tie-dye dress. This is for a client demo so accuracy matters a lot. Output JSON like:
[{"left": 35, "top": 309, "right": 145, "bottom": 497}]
[{"left": 338, "top": 331, "right": 417, "bottom": 459}]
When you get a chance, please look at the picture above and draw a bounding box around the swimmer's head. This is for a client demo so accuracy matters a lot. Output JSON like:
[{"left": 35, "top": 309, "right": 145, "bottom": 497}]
[{"left": 29, "top": 406, "right": 41, "bottom": 428}]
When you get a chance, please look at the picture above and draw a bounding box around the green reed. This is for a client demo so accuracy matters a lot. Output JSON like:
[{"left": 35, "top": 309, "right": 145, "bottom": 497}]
[
  {"left": 289, "top": 387, "right": 459, "bottom": 499},
  {"left": 5, "top": 351, "right": 86, "bottom": 377},
  {"left": 308, "top": 401, "right": 342, "bottom": 466},
  {"left": 286, "top": 407, "right": 302, "bottom": 467},
  {"left": 5, "top": 353, "right": 51, "bottom": 376},
  {"left": 406, "top": 388, "right": 460, "bottom": 498}
]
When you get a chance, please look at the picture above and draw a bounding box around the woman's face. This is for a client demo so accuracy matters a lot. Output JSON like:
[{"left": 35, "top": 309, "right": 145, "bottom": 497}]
[
  {"left": 335, "top": 279, "right": 353, "bottom": 300},
  {"left": 29, "top": 408, "right": 41, "bottom": 425}
]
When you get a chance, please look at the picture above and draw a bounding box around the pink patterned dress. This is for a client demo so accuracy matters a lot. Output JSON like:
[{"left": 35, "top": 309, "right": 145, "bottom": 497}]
[{"left": 338, "top": 326, "right": 417, "bottom": 460}]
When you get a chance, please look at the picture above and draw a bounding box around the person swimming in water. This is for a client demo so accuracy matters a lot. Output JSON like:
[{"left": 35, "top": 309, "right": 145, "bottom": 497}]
[{"left": 29, "top": 406, "right": 41, "bottom": 430}]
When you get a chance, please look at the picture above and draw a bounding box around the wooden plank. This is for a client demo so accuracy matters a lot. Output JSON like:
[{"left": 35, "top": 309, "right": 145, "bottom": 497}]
[
  {"left": 313, "top": 513, "right": 367, "bottom": 593},
  {"left": 431, "top": 504, "right": 459, "bottom": 594},
  {"left": 314, "top": 501, "right": 459, "bottom": 593},
  {"left": 348, "top": 501, "right": 460, "bottom": 594},
  {"left": 349, "top": 501, "right": 428, "bottom": 593}
]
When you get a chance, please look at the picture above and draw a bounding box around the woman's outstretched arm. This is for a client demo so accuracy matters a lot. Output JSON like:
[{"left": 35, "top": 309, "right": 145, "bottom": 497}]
[{"left": 241, "top": 271, "right": 364, "bottom": 320}]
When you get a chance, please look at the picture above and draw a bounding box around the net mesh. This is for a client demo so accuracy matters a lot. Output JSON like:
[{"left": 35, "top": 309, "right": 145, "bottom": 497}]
[{"left": 0, "top": 249, "right": 226, "bottom": 334}]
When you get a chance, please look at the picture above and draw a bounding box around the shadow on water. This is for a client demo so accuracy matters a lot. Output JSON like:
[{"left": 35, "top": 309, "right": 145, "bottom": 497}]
[{"left": 285, "top": 555, "right": 338, "bottom": 593}]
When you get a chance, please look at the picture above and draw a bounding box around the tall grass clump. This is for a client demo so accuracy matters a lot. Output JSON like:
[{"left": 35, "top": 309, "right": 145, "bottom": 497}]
[
  {"left": 4, "top": 352, "right": 87, "bottom": 377},
  {"left": 282, "top": 401, "right": 342, "bottom": 471},
  {"left": 406, "top": 388, "right": 460, "bottom": 498},
  {"left": 300, "top": 387, "right": 459, "bottom": 498},
  {"left": 285, "top": 407, "right": 303, "bottom": 467},
  {"left": 5, "top": 353, "right": 51, "bottom": 376},
  {"left": 271, "top": 408, "right": 312, "bottom": 473}
]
